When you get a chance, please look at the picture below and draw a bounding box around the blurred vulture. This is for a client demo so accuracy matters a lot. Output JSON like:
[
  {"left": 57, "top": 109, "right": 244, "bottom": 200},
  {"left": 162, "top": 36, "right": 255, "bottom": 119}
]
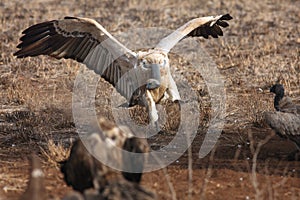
[
  {"left": 14, "top": 14, "right": 232, "bottom": 126},
  {"left": 60, "top": 117, "right": 150, "bottom": 194},
  {"left": 264, "top": 84, "right": 300, "bottom": 150},
  {"left": 19, "top": 154, "right": 46, "bottom": 200}
]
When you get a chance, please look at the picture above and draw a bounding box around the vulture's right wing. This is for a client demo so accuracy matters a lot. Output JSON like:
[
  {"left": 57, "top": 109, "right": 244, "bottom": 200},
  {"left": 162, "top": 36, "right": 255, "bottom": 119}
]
[{"left": 14, "top": 16, "right": 139, "bottom": 100}]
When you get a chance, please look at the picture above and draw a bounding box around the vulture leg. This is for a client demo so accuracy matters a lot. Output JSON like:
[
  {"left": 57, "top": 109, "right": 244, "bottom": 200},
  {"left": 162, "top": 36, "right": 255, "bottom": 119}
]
[
  {"left": 145, "top": 90, "right": 159, "bottom": 129},
  {"left": 167, "top": 75, "right": 181, "bottom": 101}
]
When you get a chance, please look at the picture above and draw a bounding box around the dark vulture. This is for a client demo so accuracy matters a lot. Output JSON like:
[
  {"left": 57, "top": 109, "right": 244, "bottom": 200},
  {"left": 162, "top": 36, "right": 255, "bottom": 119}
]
[
  {"left": 60, "top": 117, "right": 150, "bottom": 193},
  {"left": 59, "top": 139, "right": 102, "bottom": 193},
  {"left": 264, "top": 84, "right": 300, "bottom": 151},
  {"left": 19, "top": 154, "right": 47, "bottom": 200},
  {"left": 14, "top": 14, "right": 232, "bottom": 126}
]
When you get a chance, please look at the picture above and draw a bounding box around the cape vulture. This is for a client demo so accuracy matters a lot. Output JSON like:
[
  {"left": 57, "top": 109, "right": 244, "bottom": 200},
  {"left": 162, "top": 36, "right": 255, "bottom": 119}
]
[
  {"left": 264, "top": 84, "right": 300, "bottom": 151},
  {"left": 14, "top": 14, "right": 233, "bottom": 126}
]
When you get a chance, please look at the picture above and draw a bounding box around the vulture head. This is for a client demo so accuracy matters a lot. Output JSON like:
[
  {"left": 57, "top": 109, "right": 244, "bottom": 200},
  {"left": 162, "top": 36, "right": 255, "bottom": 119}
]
[
  {"left": 270, "top": 84, "right": 284, "bottom": 98},
  {"left": 270, "top": 84, "right": 285, "bottom": 111},
  {"left": 137, "top": 50, "right": 169, "bottom": 90}
]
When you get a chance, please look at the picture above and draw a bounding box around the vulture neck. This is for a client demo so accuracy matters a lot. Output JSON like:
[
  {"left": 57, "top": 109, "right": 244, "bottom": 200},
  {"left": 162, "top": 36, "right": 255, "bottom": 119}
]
[{"left": 274, "top": 90, "right": 284, "bottom": 111}]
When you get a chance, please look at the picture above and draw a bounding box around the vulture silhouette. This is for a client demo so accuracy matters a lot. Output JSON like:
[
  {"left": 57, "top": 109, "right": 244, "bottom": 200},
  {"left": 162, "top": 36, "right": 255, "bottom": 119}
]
[
  {"left": 264, "top": 84, "right": 300, "bottom": 151},
  {"left": 14, "top": 14, "right": 232, "bottom": 126}
]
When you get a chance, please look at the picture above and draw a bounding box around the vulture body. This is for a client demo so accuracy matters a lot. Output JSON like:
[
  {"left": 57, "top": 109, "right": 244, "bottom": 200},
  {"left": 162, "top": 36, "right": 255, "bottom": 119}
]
[
  {"left": 60, "top": 139, "right": 101, "bottom": 193},
  {"left": 264, "top": 84, "right": 300, "bottom": 150},
  {"left": 14, "top": 14, "right": 232, "bottom": 126},
  {"left": 60, "top": 117, "right": 150, "bottom": 193}
]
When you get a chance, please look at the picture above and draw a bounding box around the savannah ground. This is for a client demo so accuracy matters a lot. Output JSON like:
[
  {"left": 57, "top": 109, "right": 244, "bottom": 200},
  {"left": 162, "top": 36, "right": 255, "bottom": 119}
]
[{"left": 0, "top": 0, "right": 300, "bottom": 199}]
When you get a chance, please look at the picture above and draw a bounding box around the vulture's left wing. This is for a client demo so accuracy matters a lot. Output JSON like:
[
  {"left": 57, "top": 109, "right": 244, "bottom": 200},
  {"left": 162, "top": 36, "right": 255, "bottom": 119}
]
[{"left": 155, "top": 14, "right": 233, "bottom": 52}]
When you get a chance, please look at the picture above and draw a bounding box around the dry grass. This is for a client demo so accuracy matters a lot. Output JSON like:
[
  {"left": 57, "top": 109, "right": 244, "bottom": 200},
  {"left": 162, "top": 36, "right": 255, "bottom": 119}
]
[
  {"left": 40, "top": 139, "right": 70, "bottom": 168},
  {"left": 0, "top": 0, "right": 300, "bottom": 199}
]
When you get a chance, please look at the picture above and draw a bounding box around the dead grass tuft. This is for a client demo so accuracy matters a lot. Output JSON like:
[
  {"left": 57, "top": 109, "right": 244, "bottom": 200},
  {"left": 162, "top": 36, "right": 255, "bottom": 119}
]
[{"left": 40, "top": 139, "right": 70, "bottom": 168}]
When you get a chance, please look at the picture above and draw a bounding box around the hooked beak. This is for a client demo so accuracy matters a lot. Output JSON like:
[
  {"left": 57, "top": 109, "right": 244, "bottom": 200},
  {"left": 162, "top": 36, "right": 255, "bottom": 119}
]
[{"left": 146, "top": 64, "right": 161, "bottom": 89}]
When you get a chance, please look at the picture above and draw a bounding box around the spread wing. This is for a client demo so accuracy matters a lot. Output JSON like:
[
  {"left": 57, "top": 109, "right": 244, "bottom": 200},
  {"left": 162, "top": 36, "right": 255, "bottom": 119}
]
[
  {"left": 155, "top": 14, "right": 233, "bottom": 52},
  {"left": 14, "top": 16, "right": 138, "bottom": 100}
]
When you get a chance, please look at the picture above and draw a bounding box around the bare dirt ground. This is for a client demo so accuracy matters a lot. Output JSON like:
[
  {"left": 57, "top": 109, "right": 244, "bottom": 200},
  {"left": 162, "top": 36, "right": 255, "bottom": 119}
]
[{"left": 0, "top": 0, "right": 300, "bottom": 199}]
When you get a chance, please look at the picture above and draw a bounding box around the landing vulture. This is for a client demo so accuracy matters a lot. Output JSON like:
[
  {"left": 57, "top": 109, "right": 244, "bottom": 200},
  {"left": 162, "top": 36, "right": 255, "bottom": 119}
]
[
  {"left": 264, "top": 84, "right": 300, "bottom": 150},
  {"left": 14, "top": 14, "right": 233, "bottom": 125},
  {"left": 60, "top": 117, "right": 149, "bottom": 193}
]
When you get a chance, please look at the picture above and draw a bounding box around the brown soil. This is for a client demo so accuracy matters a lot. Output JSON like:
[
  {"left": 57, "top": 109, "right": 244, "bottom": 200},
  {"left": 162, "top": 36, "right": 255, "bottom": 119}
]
[{"left": 0, "top": 0, "right": 299, "bottom": 199}]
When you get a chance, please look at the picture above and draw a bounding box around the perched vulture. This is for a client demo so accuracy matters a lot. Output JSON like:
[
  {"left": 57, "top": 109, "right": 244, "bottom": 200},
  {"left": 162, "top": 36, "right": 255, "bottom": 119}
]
[
  {"left": 264, "top": 84, "right": 300, "bottom": 150},
  {"left": 60, "top": 117, "right": 149, "bottom": 193},
  {"left": 14, "top": 14, "right": 232, "bottom": 126},
  {"left": 60, "top": 139, "right": 101, "bottom": 193},
  {"left": 19, "top": 154, "right": 46, "bottom": 200}
]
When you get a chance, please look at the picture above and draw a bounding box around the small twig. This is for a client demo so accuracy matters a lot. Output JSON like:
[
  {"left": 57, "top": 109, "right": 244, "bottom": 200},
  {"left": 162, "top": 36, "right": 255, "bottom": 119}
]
[
  {"left": 151, "top": 153, "right": 177, "bottom": 200},
  {"left": 187, "top": 144, "right": 193, "bottom": 200},
  {"left": 161, "top": 166, "right": 177, "bottom": 200},
  {"left": 200, "top": 145, "right": 217, "bottom": 200},
  {"left": 184, "top": 125, "right": 193, "bottom": 200},
  {"left": 248, "top": 131, "right": 275, "bottom": 200}
]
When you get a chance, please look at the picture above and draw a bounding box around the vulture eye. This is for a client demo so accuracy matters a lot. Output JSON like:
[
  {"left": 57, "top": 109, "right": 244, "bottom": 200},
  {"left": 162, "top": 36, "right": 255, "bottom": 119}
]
[{"left": 111, "top": 135, "right": 116, "bottom": 141}]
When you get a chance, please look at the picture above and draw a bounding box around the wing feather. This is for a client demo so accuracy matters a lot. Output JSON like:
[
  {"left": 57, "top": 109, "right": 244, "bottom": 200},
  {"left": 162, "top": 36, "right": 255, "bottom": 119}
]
[
  {"left": 80, "top": 41, "right": 95, "bottom": 60},
  {"left": 14, "top": 16, "right": 138, "bottom": 101},
  {"left": 95, "top": 47, "right": 107, "bottom": 74},
  {"left": 213, "top": 25, "right": 223, "bottom": 36},
  {"left": 18, "top": 30, "right": 53, "bottom": 48},
  {"left": 70, "top": 37, "right": 90, "bottom": 60},
  {"left": 51, "top": 37, "right": 76, "bottom": 58},
  {"left": 84, "top": 44, "right": 99, "bottom": 69},
  {"left": 109, "top": 62, "right": 116, "bottom": 82},
  {"left": 156, "top": 13, "right": 233, "bottom": 52},
  {"left": 63, "top": 38, "right": 81, "bottom": 58},
  {"left": 216, "top": 20, "right": 230, "bottom": 27},
  {"left": 16, "top": 36, "right": 51, "bottom": 57}
]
